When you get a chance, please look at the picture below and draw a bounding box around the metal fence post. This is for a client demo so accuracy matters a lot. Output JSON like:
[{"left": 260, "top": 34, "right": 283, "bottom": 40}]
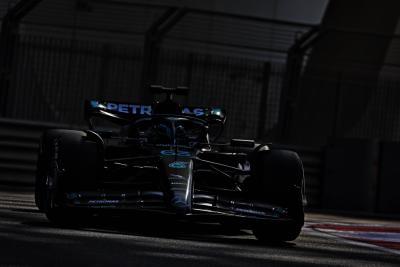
[
  {"left": 0, "top": 0, "right": 42, "bottom": 117},
  {"left": 276, "top": 27, "right": 322, "bottom": 142},
  {"left": 257, "top": 62, "right": 271, "bottom": 140},
  {"left": 140, "top": 7, "right": 187, "bottom": 102},
  {"left": 98, "top": 44, "right": 111, "bottom": 100},
  {"left": 276, "top": 44, "right": 303, "bottom": 142},
  {"left": 0, "top": 19, "right": 17, "bottom": 116},
  {"left": 332, "top": 72, "right": 343, "bottom": 138}
]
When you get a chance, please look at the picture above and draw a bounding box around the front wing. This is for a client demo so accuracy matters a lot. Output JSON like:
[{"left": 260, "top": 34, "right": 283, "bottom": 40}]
[{"left": 60, "top": 189, "right": 290, "bottom": 222}]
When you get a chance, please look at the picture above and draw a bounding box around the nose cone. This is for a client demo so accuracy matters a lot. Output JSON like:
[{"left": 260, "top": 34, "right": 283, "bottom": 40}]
[{"left": 159, "top": 150, "right": 194, "bottom": 214}]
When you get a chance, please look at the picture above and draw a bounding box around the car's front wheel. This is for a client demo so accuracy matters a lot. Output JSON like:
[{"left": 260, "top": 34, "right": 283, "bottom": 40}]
[
  {"left": 247, "top": 149, "right": 305, "bottom": 242},
  {"left": 35, "top": 129, "right": 101, "bottom": 225}
]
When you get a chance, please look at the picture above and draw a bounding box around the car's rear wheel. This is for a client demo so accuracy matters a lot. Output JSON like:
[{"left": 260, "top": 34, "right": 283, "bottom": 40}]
[
  {"left": 247, "top": 149, "right": 305, "bottom": 242},
  {"left": 35, "top": 129, "right": 101, "bottom": 225}
]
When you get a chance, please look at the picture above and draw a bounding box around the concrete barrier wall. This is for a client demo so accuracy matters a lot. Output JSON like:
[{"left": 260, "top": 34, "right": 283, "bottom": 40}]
[
  {"left": 323, "top": 139, "right": 380, "bottom": 212},
  {"left": 0, "top": 118, "right": 78, "bottom": 185},
  {"left": 323, "top": 138, "right": 400, "bottom": 215},
  {"left": 378, "top": 142, "right": 400, "bottom": 214}
]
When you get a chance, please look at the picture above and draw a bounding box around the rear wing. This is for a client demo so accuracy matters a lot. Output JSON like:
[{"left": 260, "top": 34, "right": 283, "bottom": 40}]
[{"left": 85, "top": 100, "right": 226, "bottom": 123}]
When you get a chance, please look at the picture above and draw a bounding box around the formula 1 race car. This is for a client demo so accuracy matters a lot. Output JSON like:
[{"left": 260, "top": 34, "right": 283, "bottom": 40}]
[{"left": 35, "top": 86, "right": 305, "bottom": 242}]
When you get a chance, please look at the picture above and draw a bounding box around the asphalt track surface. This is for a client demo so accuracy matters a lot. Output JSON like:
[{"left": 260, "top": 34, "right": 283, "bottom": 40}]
[{"left": 0, "top": 185, "right": 399, "bottom": 267}]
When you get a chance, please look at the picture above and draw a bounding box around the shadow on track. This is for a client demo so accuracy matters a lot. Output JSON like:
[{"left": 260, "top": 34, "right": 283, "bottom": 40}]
[{"left": 22, "top": 213, "right": 296, "bottom": 248}]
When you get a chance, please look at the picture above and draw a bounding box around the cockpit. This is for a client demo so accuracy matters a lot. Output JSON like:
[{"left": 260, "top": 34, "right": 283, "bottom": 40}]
[{"left": 132, "top": 117, "right": 209, "bottom": 146}]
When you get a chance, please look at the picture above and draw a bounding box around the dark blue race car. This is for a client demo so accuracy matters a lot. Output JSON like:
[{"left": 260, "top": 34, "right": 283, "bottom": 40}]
[{"left": 35, "top": 86, "right": 305, "bottom": 242}]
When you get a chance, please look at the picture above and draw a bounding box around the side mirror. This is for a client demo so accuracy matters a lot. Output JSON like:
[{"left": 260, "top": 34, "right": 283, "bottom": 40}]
[{"left": 230, "top": 139, "right": 255, "bottom": 148}]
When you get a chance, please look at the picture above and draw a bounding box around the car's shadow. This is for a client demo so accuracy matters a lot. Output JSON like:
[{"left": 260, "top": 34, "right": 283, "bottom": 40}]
[{"left": 23, "top": 214, "right": 296, "bottom": 248}]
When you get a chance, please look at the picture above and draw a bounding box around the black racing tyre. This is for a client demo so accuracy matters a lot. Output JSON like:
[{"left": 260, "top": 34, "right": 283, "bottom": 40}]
[
  {"left": 35, "top": 129, "right": 101, "bottom": 225},
  {"left": 248, "top": 149, "right": 305, "bottom": 242}
]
